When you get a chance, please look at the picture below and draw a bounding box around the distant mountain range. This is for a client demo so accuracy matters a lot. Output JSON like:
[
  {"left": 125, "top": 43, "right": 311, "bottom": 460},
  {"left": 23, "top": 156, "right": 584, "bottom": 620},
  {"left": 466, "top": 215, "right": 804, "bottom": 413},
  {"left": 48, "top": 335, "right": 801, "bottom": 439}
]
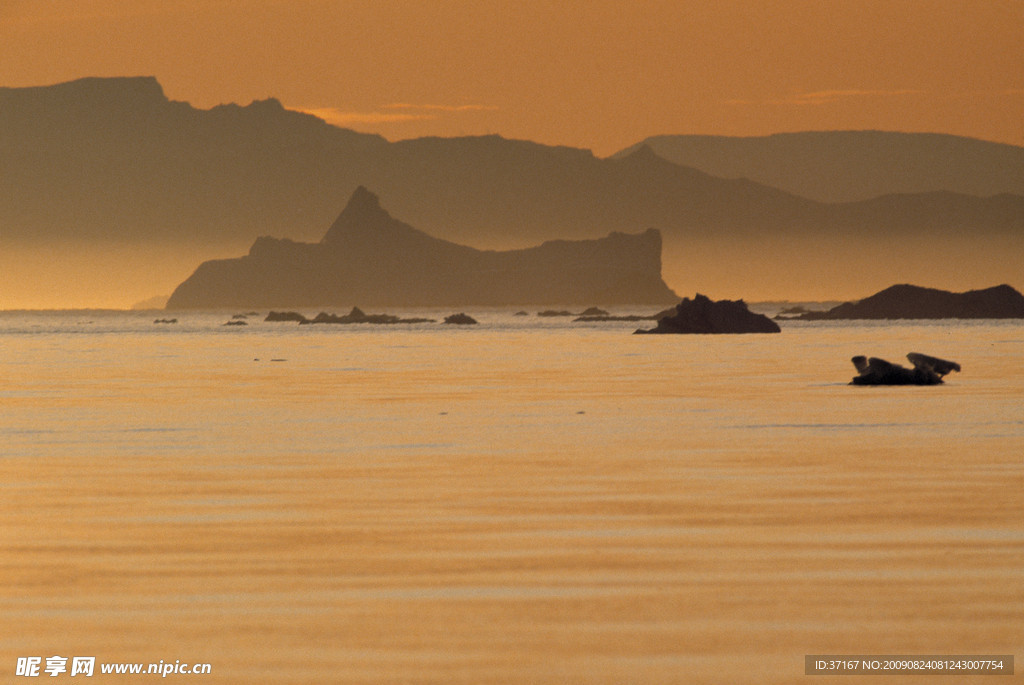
[
  {"left": 614, "top": 131, "right": 1024, "bottom": 203},
  {"left": 166, "top": 187, "right": 678, "bottom": 308},
  {"left": 2, "top": 77, "right": 1022, "bottom": 305}
]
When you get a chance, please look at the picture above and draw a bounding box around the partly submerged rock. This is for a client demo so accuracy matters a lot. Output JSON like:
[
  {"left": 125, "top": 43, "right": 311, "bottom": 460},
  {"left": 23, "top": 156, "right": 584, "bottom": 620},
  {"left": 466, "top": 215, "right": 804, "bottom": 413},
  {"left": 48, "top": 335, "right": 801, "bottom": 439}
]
[
  {"left": 574, "top": 305, "right": 668, "bottom": 322},
  {"left": 265, "top": 311, "right": 308, "bottom": 323},
  {"left": 634, "top": 294, "right": 781, "bottom": 334},
  {"left": 575, "top": 313, "right": 658, "bottom": 322},
  {"left": 850, "top": 352, "right": 961, "bottom": 385},
  {"left": 540, "top": 306, "right": 611, "bottom": 319},
  {"left": 444, "top": 313, "right": 478, "bottom": 325}
]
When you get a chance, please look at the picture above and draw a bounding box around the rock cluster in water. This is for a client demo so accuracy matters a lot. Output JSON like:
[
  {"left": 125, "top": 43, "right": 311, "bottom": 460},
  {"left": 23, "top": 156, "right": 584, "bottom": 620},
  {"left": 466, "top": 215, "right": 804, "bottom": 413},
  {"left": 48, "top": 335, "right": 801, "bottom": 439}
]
[
  {"left": 265, "top": 308, "right": 489, "bottom": 325},
  {"left": 299, "top": 307, "right": 434, "bottom": 324},
  {"left": 537, "top": 307, "right": 611, "bottom": 318}
]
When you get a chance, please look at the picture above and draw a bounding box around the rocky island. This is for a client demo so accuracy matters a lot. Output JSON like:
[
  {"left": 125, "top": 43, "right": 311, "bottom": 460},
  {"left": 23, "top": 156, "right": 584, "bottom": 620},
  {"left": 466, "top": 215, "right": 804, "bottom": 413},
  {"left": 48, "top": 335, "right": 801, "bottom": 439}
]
[
  {"left": 792, "top": 284, "right": 1024, "bottom": 320},
  {"left": 166, "top": 187, "right": 678, "bottom": 309},
  {"left": 634, "top": 294, "right": 781, "bottom": 334}
]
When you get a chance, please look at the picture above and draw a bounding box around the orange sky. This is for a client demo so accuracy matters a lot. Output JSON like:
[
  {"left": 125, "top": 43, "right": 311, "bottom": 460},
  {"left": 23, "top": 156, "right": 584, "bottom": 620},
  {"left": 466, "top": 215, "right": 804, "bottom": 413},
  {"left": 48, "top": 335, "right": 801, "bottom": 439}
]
[{"left": 2, "top": 0, "right": 1022, "bottom": 156}]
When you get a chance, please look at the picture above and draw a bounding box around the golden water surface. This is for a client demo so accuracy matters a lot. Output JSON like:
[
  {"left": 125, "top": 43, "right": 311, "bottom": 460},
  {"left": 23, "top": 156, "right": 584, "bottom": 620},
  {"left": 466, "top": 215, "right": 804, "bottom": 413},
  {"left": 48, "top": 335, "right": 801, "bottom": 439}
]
[{"left": 2, "top": 314, "right": 1022, "bottom": 683}]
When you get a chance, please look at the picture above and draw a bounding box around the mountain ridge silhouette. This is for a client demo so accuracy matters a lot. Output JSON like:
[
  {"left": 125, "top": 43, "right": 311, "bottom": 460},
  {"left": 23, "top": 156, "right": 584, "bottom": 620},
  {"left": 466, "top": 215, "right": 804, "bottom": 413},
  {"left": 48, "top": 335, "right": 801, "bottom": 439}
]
[
  {"left": 2, "top": 77, "right": 1022, "bottom": 305},
  {"left": 615, "top": 131, "right": 1024, "bottom": 202}
]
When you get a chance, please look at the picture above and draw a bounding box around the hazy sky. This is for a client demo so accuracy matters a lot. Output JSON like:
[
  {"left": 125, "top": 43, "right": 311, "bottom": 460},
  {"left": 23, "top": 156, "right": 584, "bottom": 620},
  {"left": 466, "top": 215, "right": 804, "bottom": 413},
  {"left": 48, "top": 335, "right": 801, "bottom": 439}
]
[{"left": 2, "top": 0, "right": 1022, "bottom": 156}]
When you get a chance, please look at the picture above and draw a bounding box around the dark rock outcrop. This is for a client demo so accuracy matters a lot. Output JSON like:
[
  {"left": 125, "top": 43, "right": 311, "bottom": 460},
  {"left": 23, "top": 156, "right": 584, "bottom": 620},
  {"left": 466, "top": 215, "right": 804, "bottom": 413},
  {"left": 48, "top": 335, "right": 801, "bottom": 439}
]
[
  {"left": 539, "top": 307, "right": 614, "bottom": 318},
  {"left": 850, "top": 353, "right": 961, "bottom": 385},
  {"left": 443, "top": 313, "right": 478, "bottom": 325},
  {"left": 166, "top": 187, "right": 679, "bottom": 309},
  {"left": 796, "top": 284, "right": 1024, "bottom": 319},
  {"left": 634, "top": 294, "right": 781, "bottom": 334},
  {"left": 265, "top": 311, "right": 308, "bottom": 323},
  {"left": 575, "top": 313, "right": 658, "bottom": 322}
]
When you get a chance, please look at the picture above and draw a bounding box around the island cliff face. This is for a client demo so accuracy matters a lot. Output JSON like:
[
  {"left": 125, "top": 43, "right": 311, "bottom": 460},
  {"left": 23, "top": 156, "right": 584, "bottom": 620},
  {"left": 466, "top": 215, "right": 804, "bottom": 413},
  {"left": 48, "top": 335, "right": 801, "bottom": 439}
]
[
  {"left": 795, "top": 284, "right": 1024, "bottom": 319},
  {"left": 165, "top": 188, "right": 679, "bottom": 309}
]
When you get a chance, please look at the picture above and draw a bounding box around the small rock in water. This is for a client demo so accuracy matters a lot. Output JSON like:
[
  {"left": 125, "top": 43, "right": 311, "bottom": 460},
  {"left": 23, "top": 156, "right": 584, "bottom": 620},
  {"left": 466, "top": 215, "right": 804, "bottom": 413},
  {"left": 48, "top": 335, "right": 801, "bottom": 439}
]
[
  {"left": 265, "top": 311, "right": 308, "bottom": 323},
  {"left": 444, "top": 313, "right": 478, "bottom": 325}
]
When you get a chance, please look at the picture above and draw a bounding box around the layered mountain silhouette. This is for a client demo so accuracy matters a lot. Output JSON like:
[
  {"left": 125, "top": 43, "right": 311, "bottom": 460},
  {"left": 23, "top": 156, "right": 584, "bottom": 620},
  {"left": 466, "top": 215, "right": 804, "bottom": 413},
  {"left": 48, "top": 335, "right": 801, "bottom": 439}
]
[
  {"left": 3, "top": 77, "right": 1023, "bottom": 305},
  {"left": 615, "top": 132, "right": 1024, "bottom": 203},
  {"left": 165, "top": 187, "right": 679, "bottom": 308}
]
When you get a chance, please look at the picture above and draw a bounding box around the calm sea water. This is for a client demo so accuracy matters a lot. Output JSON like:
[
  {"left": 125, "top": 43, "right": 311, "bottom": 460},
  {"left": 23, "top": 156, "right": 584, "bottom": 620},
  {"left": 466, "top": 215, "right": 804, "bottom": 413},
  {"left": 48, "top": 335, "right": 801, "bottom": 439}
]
[{"left": 2, "top": 308, "right": 1022, "bottom": 684}]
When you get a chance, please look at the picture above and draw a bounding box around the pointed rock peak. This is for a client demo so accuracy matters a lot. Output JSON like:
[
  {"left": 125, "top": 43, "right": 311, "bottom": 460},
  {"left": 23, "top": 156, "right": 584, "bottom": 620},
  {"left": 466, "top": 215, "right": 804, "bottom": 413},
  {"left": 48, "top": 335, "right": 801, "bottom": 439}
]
[
  {"left": 335, "top": 186, "right": 386, "bottom": 225},
  {"left": 321, "top": 187, "right": 403, "bottom": 245},
  {"left": 346, "top": 186, "right": 382, "bottom": 213}
]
